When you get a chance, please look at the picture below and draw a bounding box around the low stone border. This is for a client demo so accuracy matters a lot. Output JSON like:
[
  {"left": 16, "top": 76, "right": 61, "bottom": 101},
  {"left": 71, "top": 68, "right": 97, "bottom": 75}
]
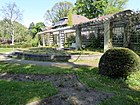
[
  {"left": 12, "top": 52, "right": 71, "bottom": 62},
  {"left": 10, "top": 51, "right": 103, "bottom": 62}
]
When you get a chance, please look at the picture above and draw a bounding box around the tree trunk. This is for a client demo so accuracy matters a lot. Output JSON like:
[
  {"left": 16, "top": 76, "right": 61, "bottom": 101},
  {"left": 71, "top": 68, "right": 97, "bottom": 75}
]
[{"left": 11, "top": 22, "right": 15, "bottom": 45}]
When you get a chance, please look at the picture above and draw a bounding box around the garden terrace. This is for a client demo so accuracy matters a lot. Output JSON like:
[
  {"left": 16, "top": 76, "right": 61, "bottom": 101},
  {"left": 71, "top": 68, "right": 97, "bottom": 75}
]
[
  {"left": 12, "top": 52, "right": 71, "bottom": 62},
  {"left": 11, "top": 47, "right": 103, "bottom": 62}
]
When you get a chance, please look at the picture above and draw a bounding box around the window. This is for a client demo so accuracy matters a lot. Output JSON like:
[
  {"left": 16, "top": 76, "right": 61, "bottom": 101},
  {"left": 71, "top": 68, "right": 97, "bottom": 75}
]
[
  {"left": 98, "top": 29, "right": 104, "bottom": 43},
  {"left": 130, "top": 33, "right": 140, "bottom": 44},
  {"left": 113, "top": 27, "right": 124, "bottom": 44}
]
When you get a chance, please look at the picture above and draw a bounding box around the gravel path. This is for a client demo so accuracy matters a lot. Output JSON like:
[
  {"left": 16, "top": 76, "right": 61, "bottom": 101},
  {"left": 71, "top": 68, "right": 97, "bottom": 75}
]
[{"left": 0, "top": 73, "right": 113, "bottom": 105}]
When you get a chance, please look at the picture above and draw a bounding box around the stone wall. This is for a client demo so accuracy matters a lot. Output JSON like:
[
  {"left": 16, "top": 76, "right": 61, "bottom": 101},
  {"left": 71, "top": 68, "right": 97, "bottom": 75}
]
[{"left": 13, "top": 52, "right": 71, "bottom": 62}]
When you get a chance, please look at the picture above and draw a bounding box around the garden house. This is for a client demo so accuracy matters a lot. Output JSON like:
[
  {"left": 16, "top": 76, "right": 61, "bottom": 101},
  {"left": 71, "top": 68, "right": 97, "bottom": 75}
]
[
  {"left": 38, "top": 10, "right": 140, "bottom": 51},
  {"left": 38, "top": 14, "right": 89, "bottom": 49}
]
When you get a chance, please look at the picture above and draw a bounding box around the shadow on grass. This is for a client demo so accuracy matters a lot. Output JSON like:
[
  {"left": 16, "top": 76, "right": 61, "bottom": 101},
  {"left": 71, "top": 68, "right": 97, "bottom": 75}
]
[
  {"left": 0, "top": 61, "right": 91, "bottom": 75},
  {"left": 77, "top": 68, "right": 140, "bottom": 105},
  {"left": 0, "top": 61, "right": 139, "bottom": 105}
]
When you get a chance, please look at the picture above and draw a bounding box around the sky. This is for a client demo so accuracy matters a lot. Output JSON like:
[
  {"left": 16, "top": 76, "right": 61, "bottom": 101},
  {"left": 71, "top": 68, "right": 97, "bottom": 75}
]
[{"left": 0, "top": 0, "right": 139, "bottom": 28}]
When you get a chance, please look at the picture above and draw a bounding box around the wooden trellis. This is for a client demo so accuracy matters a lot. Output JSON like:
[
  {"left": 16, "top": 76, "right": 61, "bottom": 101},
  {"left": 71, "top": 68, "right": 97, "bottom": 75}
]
[{"left": 38, "top": 10, "right": 140, "bottom": 51}]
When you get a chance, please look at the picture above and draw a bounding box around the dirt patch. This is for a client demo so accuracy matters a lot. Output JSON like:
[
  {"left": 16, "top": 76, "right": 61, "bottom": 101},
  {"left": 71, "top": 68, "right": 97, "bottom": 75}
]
[{"left": 0, "top": 73, "right": 113, "bottom": 105}]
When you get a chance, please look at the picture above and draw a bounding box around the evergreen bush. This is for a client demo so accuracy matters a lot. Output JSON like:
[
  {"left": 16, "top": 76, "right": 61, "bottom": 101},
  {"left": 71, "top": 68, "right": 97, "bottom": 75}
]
[{"left": 99, "top": 48, "right": 140, "bottom": 79}]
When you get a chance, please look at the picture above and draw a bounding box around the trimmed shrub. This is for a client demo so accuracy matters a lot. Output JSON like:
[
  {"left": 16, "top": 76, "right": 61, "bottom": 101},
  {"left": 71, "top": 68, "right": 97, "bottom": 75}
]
[{"left": 99, "top": 48, "right": 140, "bottom": 79}]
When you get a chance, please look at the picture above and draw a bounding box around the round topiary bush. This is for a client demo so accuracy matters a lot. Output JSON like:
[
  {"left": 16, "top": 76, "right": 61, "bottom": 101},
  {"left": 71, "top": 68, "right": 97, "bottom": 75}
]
[{"left": 99, "top": 48, "right": 140, "bottom": 79}]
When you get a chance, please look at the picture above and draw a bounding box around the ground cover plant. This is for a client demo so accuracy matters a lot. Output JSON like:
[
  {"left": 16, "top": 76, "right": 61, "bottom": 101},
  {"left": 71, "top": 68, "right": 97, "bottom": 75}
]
[{"left": 0, "top": 61, "right": 140, "bottom": 105}]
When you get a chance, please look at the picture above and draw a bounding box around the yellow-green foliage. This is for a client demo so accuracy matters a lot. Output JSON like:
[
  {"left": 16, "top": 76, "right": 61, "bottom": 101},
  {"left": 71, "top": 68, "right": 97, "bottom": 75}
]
[{"left": 68, "top": 10, "right": 73, "bottom": 26}]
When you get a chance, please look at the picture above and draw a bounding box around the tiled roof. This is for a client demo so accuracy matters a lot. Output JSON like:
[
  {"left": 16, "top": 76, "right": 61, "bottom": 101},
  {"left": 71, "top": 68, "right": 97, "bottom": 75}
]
[
  {"left": 53, "top": 14, "right": 90, "bottom": 27},
  {"left": 72, "top": 14, "right": 90, "bottom": 25},
  {"left": 90, "top": 14, "right": 113, "bottom": 22},
  {"left": 39, "top": 10, "right": 134, "bottom": 34},
  {"left": 73, "top": 10, "right": 134, "bottom": 27},
  {"left": 88, "top": 10, "right": 133, "bottom": 24}
]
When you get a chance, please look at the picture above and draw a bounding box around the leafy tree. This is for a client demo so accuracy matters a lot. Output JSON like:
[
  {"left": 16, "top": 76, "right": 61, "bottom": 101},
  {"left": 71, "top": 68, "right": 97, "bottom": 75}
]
[
  {"left": 104, "top": 0, "right": 128, "bottom": 15},
  {"left": 44, "top": 1, "right": 73, "bottom": 24},
  {"left": 0, "top": 19, "right": 30, "bottom": 43},
  {"left": 74, "top": 0, "right": 107, "bottom": 19},
  {"left": 0, "top": 19, "right": 11, "bottom": 38},
  {"left": 74, "top": 0, "right": 128, "bottom": 18},
  {"left": 0, "top": 2, "right": 23, "bottom": 45},
  {"left": 35, "top": 22, "right": 46, "bottom": 32},
  {"left": 28, "top": 22, "right": 36, "bottom": 38},
  {"left": 28, "top": 22, "right": 45, "bottom": 39},
  {"left": 14, "top": 21, "right": 30, "bottom": 43},
  {"left": 28, "top": 22, "right": 35, "bottom": 30},
  {"left": 28, "top": 22, "right": 45, "bottom": 46}
]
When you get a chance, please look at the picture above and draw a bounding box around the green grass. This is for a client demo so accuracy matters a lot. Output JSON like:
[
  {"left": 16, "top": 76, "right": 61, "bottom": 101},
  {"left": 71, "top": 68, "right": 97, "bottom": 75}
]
[
  {"left": 78, "top": 68, "right": 140, "bottom": 105},
  {"left": 0, "top": 61, "right": 85, "bottom": 74},
  {"left": 69, "top": 58, "right": 99, "bottom": 65},
  {"left": 0, "top": 48, "right": 15, "bottom": 53},
  {"left": 0, "top": 61, "right": 140, "bottom": 105},
  {"left": 0, "top": 80, "right": 57, "bottom": 105}
]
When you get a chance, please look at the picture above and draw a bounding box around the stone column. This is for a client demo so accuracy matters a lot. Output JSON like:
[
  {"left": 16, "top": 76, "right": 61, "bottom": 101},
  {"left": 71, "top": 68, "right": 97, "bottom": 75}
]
[
  {"left": 104, "top": 20, "right": 113, "bottom": 52},
  {"left": 49, "top": 32, "right": 53, "bottom": 46},
  {"left": 42, "top": 34, "right": 45, "bottom": 47},
  {"left": 38, "top": 34, "right": 41, "bottom": 47},
  {"left": 75, "top": 26, "right": 82, "bottom": 50},
  {"left": 57, "top": 34, "right": 59, "bottom": 46},
  {"left": 59, "top": 31, "right": 65, "bottom": 49}
]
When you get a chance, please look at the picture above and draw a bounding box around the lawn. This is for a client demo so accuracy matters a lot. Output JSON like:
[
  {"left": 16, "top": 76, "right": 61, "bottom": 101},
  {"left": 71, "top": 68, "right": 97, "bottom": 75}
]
[
  {"left": 0, "top": 48, "right": 15, "bottom": 53},
  {"left": 0, "top": 80, "right": 57, "bottom": 105},
  {"left": 78, "top": 68, "right": 140, "bottom": 105},
  {"left": 0, "top": 61, "right": 140, "bottom": 105}
]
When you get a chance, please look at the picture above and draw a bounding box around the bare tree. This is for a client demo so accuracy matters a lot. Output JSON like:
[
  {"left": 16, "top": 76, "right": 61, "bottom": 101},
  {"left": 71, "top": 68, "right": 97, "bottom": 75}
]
[
  {"left": 44, "top": 1, "right": 73, "bottom": 24},
  {"left": 0, "top": 2, "right": 23, "bottom": 45}
]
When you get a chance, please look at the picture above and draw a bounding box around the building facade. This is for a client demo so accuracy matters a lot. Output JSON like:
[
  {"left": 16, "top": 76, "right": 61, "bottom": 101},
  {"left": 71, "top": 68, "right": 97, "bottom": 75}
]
[{"left": 38, "top": 10, "right": 140, "bottom": 51}]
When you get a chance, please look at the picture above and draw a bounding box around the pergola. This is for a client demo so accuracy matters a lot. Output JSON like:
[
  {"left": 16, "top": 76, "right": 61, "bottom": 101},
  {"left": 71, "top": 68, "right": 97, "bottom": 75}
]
[{"left": 38, "top": 10, "right": 139, "bottom": 52}]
